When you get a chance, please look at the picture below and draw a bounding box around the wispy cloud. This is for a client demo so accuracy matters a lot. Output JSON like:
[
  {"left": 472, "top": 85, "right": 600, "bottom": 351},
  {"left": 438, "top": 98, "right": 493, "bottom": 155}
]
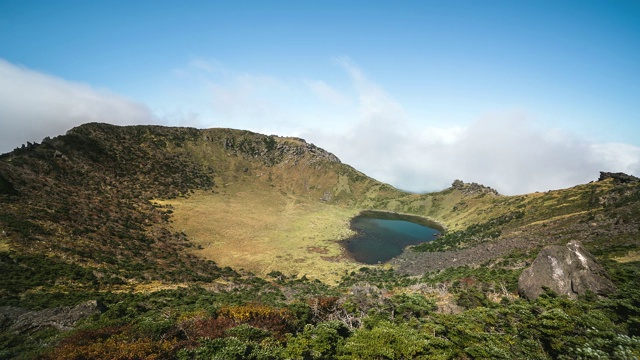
[
  {"left": 303, "top": 79, "right": 349, "bottom": 106},
  {"left": 170, "top": 59, "right": 355, "bottom": 135},
  {"left": 335, "top": 56, "right": 405, "bottom": 122},
  {"left": 0, "top": 59, "right": 154, "bottom": 153}
]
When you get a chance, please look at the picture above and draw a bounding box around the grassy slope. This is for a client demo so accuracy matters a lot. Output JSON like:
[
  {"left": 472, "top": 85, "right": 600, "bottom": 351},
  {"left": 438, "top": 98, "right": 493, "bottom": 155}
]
[
  {"left": 158, "top": 187, "right": 361, "bottom": 283},
  {"left": 155, "top": 127, "right": 639, "bottom": 280},
  {"left": 1, "top": 122, "right": 637, "bottom": 286},
  {"left": 155, "top": 128, "right": 407, "bottom": 282},
  {"left": 2, "top": 123, "right": 640, "bottom": 359}
]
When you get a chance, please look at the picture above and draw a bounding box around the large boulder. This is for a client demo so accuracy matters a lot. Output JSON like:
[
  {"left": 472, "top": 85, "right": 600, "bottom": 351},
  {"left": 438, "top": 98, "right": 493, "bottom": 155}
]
[{"left": 518, "top": 241, "right": 616, "bottom": 300}]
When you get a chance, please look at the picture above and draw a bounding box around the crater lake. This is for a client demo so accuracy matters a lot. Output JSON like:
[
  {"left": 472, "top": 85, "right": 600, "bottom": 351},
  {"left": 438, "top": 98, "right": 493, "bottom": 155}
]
[{"left": 342, "top": 211, "right": 441, "bottom": 264}]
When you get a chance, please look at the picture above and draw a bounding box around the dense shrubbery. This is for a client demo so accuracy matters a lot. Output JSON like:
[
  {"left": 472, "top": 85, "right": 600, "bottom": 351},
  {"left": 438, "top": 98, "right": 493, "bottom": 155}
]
[
  {"left": 1, "top": 260, "right": 637, "bottom": 359},
  {"left": 0, "top": 252, "right": 99, "bottom": 307}
]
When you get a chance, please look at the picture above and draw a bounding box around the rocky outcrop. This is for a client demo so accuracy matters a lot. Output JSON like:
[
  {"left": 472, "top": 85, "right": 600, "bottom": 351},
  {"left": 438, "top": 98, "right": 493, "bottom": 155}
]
[
  {"left": 0, "top": 300, "right": 106, "bottom": 333},
  {"left": 220, "top": 132, "right": 341, "bottom": 166},
  {"left": 450, "top": 179, "right": 500, "bottom": 196},
  {"left": 598, "top": 171, "right": 640, "bottom": 184},
  {"left": 518, "top": 241, "right": 616, "bottom": 300}
]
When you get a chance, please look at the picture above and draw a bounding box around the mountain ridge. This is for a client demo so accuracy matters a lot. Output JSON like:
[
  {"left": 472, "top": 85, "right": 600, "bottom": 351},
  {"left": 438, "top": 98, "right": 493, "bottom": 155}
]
[
  {"left": 2, "top": 122, "right": 639, "bottom": 281},
  {"left": 1, "top": 122, "right": 639, "bottom": 359}
]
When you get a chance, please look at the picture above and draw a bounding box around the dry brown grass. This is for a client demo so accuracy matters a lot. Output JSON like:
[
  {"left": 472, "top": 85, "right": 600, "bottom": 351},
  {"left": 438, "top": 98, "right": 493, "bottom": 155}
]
[
  {"left": 158, "top": 181, "right": 366, "bottom": 283},
  {"left": 613, "top": 251, "right": 640, "bottom": 263},
  {"left": 0, "top": 237, "right": 10, "bottom": 252}
]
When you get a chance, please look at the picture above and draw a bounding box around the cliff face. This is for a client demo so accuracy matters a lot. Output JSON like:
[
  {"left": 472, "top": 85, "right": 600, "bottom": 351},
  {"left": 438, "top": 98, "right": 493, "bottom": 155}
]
[{"left": 598, "top": 171, "right": 640, "bottom": 184}]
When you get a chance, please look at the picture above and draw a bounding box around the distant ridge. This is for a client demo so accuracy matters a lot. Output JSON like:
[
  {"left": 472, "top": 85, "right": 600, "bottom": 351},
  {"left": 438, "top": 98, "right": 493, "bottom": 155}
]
[{"left": 1, "top": 122, "right": 639, "bottom": 282}]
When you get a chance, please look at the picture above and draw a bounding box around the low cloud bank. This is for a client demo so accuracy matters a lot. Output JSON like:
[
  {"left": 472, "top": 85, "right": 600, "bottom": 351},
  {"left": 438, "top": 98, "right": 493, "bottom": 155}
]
[
  {"left": 301, "top": 59, "right": 640, "bottom": 195},
  {"left": 306, "top": 115, "right": 640, "bottom": 195},
  {"left": 172, "top": 58, "right": 640, "bottom": 195},
  {"left": 0, "top": 59, "right": 154, "bottom": 154}
]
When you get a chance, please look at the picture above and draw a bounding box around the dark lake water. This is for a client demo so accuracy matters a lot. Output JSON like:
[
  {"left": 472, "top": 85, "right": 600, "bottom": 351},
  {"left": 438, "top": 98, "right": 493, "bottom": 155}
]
[{"left": 341, "top": 211, "right": 441, "bottom": 264}]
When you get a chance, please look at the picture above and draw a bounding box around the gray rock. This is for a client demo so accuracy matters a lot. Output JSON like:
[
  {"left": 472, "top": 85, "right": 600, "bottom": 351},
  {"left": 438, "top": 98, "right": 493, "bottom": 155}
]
[
  {"left": 450, "top": 179, "right": 500, "bottom": 196},
  {"left": 7, "top": 300, "right": 107, "bottom": 333},
  {"left": 598, "top": 171, "right": 640, "bottom": 184},
  {"left": 518, "top": 241, "right": 616, "bottom": 300},
  {"left": 0, "top": 306, "right": 29, "bottom": 331}
]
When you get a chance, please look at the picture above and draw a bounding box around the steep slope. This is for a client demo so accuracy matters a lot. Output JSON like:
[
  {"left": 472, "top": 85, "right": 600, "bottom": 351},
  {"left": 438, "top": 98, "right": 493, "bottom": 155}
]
[
  {"left": 0, "top": 124, "right": 223, "bottom": 296},
  {"left": 0, "top": 123, "right": 410, "bottom": 288}
]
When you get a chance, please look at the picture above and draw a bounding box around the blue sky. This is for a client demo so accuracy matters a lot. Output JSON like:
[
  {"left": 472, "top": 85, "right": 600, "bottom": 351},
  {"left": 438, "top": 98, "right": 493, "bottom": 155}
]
[{"left": 1, "top": 0, "right": 639, "bottom": 194}]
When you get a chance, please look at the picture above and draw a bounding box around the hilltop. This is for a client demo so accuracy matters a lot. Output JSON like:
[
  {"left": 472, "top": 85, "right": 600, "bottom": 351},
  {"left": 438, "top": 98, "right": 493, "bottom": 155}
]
[{"left": 1, "top": 123, "right": 639, "bottom": 359}]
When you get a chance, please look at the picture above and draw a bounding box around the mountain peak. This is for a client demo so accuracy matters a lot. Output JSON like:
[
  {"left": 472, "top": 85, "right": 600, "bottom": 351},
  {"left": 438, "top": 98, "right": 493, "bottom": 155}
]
[{"left": 450, "top": 179, "right": 500, "bottom": 196}]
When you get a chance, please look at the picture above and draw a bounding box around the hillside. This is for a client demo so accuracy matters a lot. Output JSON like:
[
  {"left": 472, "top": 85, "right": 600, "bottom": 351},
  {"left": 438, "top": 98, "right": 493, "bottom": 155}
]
[
  {"left": 1, "top": 123, "right": 639, "bottom": 359},
  {"left": 0, "top": 123, "right": 407, "bottom": 284}
]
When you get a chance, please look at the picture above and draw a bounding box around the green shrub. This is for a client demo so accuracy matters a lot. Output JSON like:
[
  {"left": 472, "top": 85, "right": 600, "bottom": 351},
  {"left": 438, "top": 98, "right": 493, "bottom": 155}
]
[
  {"left": 340, "top": 321, "right": 428, "bottom": 359},
  {"left": 284, "top": 321, "right": 349, "bottom": 359}
]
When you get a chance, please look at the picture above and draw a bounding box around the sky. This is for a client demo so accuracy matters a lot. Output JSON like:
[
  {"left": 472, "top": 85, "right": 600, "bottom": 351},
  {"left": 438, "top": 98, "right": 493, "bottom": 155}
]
[{"left": 1, "top": 0, "right": 639, "bottom": 195}]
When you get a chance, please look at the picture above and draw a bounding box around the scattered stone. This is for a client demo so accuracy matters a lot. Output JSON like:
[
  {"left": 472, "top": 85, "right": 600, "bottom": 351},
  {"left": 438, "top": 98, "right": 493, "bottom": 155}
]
[{"left": 518, "top": 241, "right": 616, "bottom": 300}]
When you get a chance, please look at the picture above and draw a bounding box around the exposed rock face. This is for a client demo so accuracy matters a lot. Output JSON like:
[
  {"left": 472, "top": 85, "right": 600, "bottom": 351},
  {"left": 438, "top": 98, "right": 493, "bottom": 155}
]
[
  {"left": 450, "top": 179, "right": 500, "bottom": 196},
  {"left": 518, "top": 241, "right": 616, "bottom": 300},
  {"left": 598, "top": 171, "right": 640, "bottom": 184},
  {"left": 0, "top": 300, "right": 106, "bottom": 333},
  {"left": 220, "top": 133, "right": 341, "bottom": 165}
]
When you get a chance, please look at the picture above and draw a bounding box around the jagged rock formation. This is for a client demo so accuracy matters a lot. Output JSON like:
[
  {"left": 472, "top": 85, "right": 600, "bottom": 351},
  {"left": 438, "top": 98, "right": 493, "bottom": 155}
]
[
  {"left": 0, "top": 300, "right": 106, "bottom": 333},
  {"left": 598, "top": 171, "right": 640, "bottom": 184},
  {"left": 450, "top": 179, "right": 500, "bottom": 196},
  {"left": 219, "top": 132, "right": 341, "bottom": 166},
  {"left": 518, "top": 240, "right": 616, "bottom": 300}
]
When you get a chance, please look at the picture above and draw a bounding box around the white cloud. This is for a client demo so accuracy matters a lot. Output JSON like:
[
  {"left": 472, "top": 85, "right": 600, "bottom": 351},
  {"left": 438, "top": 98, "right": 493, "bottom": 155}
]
[
  {"left": 0, "top": 59, "right": 154, "bottom": 154},
  {"left": 335, "top": 56, "right": 405, "bottom": 122},
  {"left": 208, "top": 73, "right": 287, "bottom": 121},
  {"left": 590, "top": 142, "right": 640, "bottom": 174},
  {"left": 301, "top": 61, "right": 640, "bottom": 195},
  {"left": 169, "top": 57, "right": 640, "bottom": 195},
  {"left": 303, "top": 79, "right": 349, "bottom": 106},
  {"left": 168, "top": 59, "right": 358, "bottom": 136}
]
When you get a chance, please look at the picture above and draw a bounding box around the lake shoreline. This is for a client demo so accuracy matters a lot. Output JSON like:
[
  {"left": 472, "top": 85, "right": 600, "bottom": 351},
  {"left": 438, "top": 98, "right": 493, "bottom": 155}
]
[{"left": 356, "top": 210, "right": 447, "bottom": 232}]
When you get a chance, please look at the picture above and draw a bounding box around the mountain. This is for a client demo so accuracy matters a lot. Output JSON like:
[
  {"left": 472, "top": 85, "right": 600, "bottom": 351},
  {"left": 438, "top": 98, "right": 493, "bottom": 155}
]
[{"left": 1, "top": 123, "right": 639, "bottom": 359}]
